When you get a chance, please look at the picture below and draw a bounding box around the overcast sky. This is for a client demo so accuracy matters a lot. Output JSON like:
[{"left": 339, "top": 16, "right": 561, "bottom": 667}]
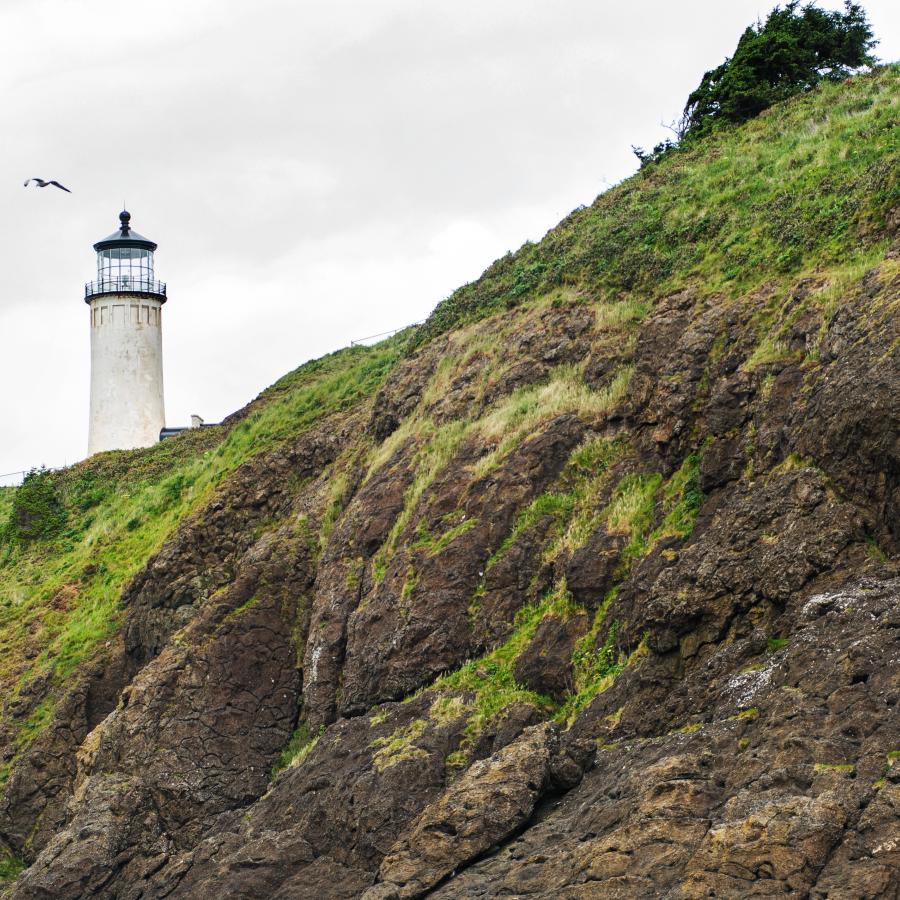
[{"left": 1, "top": 0, "right": 897, "bottom": 482}]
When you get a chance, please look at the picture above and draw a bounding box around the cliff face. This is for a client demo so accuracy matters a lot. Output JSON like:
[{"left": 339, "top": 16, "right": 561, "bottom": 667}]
[{"left": 0, "top": 69, "right": 898, "bottom": 899}]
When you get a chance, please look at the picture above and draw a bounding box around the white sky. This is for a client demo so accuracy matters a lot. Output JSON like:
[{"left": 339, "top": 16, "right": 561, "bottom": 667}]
[{"left": 1, "top": 0, "right": 897, "bottom": 481}]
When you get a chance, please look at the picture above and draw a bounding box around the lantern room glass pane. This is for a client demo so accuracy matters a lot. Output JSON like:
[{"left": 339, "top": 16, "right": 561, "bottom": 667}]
[{"left": 96, "top": 248, "right": 154, "bottom": 291}]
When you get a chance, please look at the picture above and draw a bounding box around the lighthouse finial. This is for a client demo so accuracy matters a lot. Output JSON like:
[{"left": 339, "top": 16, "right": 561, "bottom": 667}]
[{"left": 119, "top": 209, "right": 131, "bottom": 236}]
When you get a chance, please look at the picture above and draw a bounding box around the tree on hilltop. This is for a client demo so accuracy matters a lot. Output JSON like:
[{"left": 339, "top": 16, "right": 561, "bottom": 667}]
[
  {"left": 683, "top": 1, "right": 876, "bottom": 139},
  {"left": 634, "top": 1, "right": 876, "bottom": 165}
]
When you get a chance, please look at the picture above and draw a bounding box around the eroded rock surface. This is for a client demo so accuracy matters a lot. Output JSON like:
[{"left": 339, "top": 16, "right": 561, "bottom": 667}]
[{"left": 373, "top": 723, "right": 554, "bottom": 898}]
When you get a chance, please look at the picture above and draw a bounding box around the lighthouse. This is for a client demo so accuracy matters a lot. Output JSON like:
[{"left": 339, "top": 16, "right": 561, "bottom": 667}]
[{"left": 85, "top": 211, "right": 167, "bottom": 455}]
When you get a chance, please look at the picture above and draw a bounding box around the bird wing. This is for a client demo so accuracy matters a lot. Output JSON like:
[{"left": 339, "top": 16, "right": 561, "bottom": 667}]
[{"left": 49, "top": 181, "right": 72, "bottom": 193}]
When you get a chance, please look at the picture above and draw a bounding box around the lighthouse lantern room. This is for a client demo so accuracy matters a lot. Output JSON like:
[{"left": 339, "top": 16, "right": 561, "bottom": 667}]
[{"left": 85, "top": 211, "right": 167, "bottom": 455}]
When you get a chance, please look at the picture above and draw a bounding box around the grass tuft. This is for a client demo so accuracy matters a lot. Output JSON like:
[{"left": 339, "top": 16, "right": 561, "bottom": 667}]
[
  {"left": 433, "top": 584, "right": 576, "bottom": 765},
  {"left": 271, "top": 723, "right": 324, "bottom": 776},
  {"left": 371, "top": 719, "right": 429, "bottom": 772}
]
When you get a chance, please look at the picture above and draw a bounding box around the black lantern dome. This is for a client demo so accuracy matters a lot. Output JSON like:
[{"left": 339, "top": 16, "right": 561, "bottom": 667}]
[
  {"left": 85, "top": 210, "right": 166, "bottom": 303},
  {"left": 93, "top": 210, "right": 158, "bottom": 252}
]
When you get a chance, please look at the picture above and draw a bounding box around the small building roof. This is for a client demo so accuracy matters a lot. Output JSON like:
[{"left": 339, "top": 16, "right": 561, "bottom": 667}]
[{"left": 93, "top": 210, "right": 157, "bottom": 252}]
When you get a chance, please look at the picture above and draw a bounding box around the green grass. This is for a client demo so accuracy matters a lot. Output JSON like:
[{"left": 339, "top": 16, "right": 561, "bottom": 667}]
[
  {"left": 552, "top": 454, "right": 703, "bottom": 581},
  {"left": 271, "top": 723, "right": 326, "bottom": 776},
  {"left": 319, "top": 469, "right": 350, "bottom": 548},
  {"left": 0, "top": 848, "right": 24, "bottom": 883},
  {"left": 370, "top": 718, "right": 429, "bottom": 772},
  {"left": 559, "top": 590, "right": 623, "bottom": 727},
  {"left": 767, "top": 637, "right": 790, "bottom": 652},
  {"left": 556, "top": 586, "right": 649, "bottom": 728},
  {"left": 605, "top": 473, "right": 664, "bottom": 563},
  {"left": 371, "top": 367, "right": 634, "bottom": 584},
  {"left": 743, "top": 335, "right": 796, "bottom": 370},
  {"left": 471, "top": 366, "right": 633, "bottom": 478},
  {"left": 866, "top": 536, "right": 889, "bottom": 563},
  {"left": 415, "top": 66, "right": 899, "bottom": 346},
  {"left": 370, "top": 418, "right": 473, "bottom": 582},
  {"left": 472, "top": 436, "right": 628, "bottom": 620},
  {"left": 475, "top": 448, "right": 700, "bottom": 688},
  {"left": 412, "top": 514, "right": 478, "bottom": 557},
  {"left": 432, "top": 586, "right": 575, "bottom": 766},
  {"left": 429, "top": 694, "right": 469, "bottom": 726},
  {"left": 649, "top": 454, "right": 704, "bottom": 544},
  {"left": 594, "top": 298, "right": 650, "bottom": 331},
  {"left": 463, "top": 459, "right": 700, "bottom": 732},
  {"left": 673, "top": 721, "right": 705, "bottom": 735},
  {"left": 485, "top": 492, "right": 576, "bottom": 573},
  {"left": 534, "top": 437, "right": 630, "bottom": 562},
  {"left": 400, "top": 565, "right": 418, "bottom": 606}
]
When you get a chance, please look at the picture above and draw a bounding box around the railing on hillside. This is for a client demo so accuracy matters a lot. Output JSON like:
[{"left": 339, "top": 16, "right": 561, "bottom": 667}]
[
  {"left": 350, "top": 321, "right": 424, "bottom": 347},
  {"left": 0, "top": 466, "right": 62, "bottom": 488}
]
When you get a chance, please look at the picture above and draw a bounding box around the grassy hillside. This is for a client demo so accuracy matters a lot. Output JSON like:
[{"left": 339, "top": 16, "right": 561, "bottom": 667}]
[
  {"left": 419, "top": 65, "right": 898, "bottom": 343},
  {"left": 0, "top": 65, "right": 896, "bottom": 792}
]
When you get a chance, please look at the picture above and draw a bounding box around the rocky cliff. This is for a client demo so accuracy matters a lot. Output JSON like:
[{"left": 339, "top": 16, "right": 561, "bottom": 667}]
[{"left": 0, "top": 68, "right": 898, "bottom": 899}]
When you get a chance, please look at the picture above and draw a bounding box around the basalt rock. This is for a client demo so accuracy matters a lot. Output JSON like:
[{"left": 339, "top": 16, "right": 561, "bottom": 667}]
[
  {"left": 513, "top": 613, "right": 587, "bottom": 702},
  {"left": 370, "top": 723, "right": 555, "bottom": 898}
]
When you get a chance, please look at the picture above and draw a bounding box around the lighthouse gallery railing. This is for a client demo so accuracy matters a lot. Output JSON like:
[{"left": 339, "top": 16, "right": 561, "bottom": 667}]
[{"left": 84, "top": 277, "right": 167, "bottom": 300}]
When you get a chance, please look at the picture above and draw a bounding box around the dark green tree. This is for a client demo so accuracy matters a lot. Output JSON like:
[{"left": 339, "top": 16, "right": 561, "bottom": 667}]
[
  {"left": 2, "top": 467, "right": 67, "bottom": 545},
  {"left": 681, "top": 1, "right": 876, "bottom": 140}
]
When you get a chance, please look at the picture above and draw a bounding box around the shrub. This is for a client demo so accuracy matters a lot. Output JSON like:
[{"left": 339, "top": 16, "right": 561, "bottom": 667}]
[
  {"left": 2, "top": 468, "right": 66, "bottom": 544},
  {"left": 682, "top": 2, "right": 876, "bottom": 140}
]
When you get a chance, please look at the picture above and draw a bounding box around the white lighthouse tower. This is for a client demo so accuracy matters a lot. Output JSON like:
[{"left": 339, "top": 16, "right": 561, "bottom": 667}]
[{"left": 85, "top": 211, "right": 167, "bottom": 455}]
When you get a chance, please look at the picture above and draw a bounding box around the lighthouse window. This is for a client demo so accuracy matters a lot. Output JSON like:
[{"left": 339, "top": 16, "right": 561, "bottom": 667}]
[{"left": 97, "top": 247, "right": 155, "bottom": 292}]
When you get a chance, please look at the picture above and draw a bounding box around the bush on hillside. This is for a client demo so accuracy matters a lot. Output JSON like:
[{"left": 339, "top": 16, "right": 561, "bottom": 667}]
[
  {"left": 631, "top": 139, "right": 678, "bottom": 167},
  {"left": 633, "top": 1, "right": 876, "bottom": 165},
  {"left": 683, "top": 1, "right": 876, "bottom": 138},
  {"left": 1, "top": 468, "right": 67, "bottom": 545}
]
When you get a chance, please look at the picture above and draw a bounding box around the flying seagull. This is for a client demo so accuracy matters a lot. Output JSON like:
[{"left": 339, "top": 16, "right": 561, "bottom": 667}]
[{"left": 24, "top": 178, "right": 71, "bottom": 193}]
